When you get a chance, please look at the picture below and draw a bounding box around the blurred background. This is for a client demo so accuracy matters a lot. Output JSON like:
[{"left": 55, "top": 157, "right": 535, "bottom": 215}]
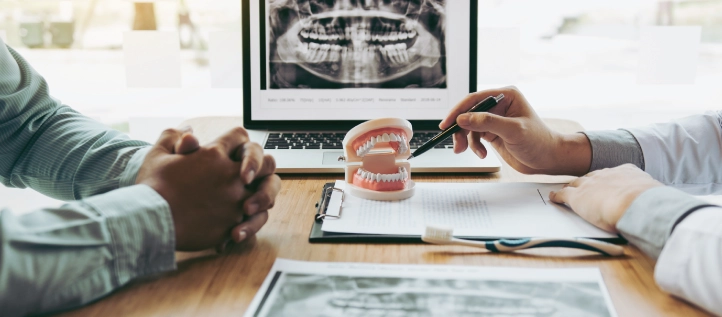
[
  {"left": 0, "top": 0, "right": 721, "bottom": 134},
  {"left": 1, "top": 0, "right": 721, "bottom": 209}
]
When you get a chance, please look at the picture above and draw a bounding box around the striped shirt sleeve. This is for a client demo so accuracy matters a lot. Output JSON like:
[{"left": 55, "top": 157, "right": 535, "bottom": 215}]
[
  {"left": 0, "top": 36, "right": 175, "bottom": 315},
  {"left": 0, "top": 38, "right": 150, "bottom": 199},
  {"left": 0, "top": 185, "right": 176, "bottom": 316},
  {"left": 583, "top": 114, "right": 722, "bottom": 315}
]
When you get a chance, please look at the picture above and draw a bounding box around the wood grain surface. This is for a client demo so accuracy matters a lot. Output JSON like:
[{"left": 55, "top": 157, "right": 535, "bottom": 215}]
[{"left": 57, "top": 117, "right": 711, "bottom": 317}]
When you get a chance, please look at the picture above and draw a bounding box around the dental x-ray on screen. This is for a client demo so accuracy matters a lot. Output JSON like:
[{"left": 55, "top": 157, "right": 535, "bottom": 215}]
[{"left": 267, "top": 0, "right": 447, "bottom": 89}]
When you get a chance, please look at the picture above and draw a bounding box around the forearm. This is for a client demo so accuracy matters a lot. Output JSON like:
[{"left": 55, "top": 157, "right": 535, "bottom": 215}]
[
  {"left": 577, "top": 112, "right": 722, "bottom": 186},
  {"left": 4, "top": 105, "right": 152, "bottom": 199},
  {"left": 582, "top": 129, "right": 645, "bottom": 172},
  {"left": 546, "top": 129, "right": 641, "bottom": 177},
  {"left": 569, "top": 112, "right": 722, "bottom": 186},
  {"left": 548, "top": 132, "right": 593, "bottom": 176},
  {"left": 0, "top": 185, "right": 176, "bottom": 316},
  {"left": 626, "top": 111, "right": 722, "bottom": 186},
  {"left": 617, "top": 186, "right": 713, "bottom": 258},
  {"left": 615, "top": 187, "right": 722, "bottom": 315},
  {"left": 0, "top": 38, "right": 150, "bottom": 200},
  {"left": 655, "top": 207, "right": 722, "bottom": 316}
]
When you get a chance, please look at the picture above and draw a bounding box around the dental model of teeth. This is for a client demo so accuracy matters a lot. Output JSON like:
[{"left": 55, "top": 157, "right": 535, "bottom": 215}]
[
  {"left": 355, "top": 166, "right": 409, "bottom": 183},
  {"left": 341, "top": 118, "right": 415, "bottom": 201},
  {"left": 355, "top": 132, "right": 409, "bottom": 157}
]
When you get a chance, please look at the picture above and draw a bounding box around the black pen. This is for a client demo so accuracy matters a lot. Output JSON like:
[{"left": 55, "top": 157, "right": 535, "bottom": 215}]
[{"left": 408, "top": 94, "right": 505, "bottom": 160}]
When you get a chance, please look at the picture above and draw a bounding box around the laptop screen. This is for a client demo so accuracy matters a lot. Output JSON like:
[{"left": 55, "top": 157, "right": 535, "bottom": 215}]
[{"left": 244, "top": 0, "right": 476, "bottom": 128}]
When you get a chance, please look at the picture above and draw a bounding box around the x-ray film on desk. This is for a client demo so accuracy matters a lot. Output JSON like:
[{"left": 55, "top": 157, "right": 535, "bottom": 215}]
[{"left": 245, "top": 259, "right": 618, "bottom": 317}]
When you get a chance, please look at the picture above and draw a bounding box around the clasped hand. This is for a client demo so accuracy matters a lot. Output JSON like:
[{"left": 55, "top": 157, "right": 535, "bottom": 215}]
[{"left": 136, "top": 127, "right": 281, "bottom": 251}]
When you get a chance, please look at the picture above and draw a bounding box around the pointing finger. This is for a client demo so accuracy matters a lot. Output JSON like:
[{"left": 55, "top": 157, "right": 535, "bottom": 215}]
[
  {"left": 456, "top": 112, "right": 522, "bottom": 141},
  {"left": 549, "top": 187, "right": 577, "bottom": 205}
]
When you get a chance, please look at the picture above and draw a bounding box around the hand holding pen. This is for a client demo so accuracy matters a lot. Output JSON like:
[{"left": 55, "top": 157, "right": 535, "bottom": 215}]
[
  {"left": 417, "top": 87, "right": 634, "bottom": 246},
  {"left": 431, "top": 87, "right": 593, "bottom": 177},
  {"left": 408, "top": 93, "right": 505, "bottom": 160}
]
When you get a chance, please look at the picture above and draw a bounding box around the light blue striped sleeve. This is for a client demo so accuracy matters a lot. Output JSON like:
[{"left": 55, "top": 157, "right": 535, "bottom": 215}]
[
  {"left": 0, "top": 38, "right": 176, "bottom": 315},
  {"left": 0, "top": 38, "right": 150, "bottom": 199},
  {"left": 0, "top": 185, "right": 176, "bottom": 316}
]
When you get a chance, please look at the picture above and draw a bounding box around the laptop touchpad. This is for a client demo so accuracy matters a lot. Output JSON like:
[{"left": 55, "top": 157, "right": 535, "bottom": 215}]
[{"left": 322, "top": 152, "right": 345, "bottom": 165}]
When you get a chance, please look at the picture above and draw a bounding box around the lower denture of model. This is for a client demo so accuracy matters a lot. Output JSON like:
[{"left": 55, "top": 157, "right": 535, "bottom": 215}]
[
  {"left": 352, "top": 166, "right": 409, "bottom": 191},
  {"left": 349, "top": 127, "right": 410, "bottom": 191}
]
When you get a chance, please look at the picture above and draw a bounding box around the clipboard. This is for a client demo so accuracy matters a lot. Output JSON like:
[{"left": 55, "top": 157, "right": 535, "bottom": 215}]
[{"left": 309, "top": 182, "right": 627, "bottom": 244}]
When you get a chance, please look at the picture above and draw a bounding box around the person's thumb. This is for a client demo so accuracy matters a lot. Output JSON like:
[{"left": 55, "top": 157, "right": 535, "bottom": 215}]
[
  {"left": 175, "top": 133, "right": 200, "bottom": 154},
  {"left": 456, "top": 112, "right": 521, "bottom": 140}
]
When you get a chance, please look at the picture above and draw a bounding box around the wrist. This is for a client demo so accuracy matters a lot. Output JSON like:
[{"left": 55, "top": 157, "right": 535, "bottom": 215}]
[
  {"left": 550, "top": 133, "right": 592, "bottom": 176},
  {"left": 612, "top": 182, "right": 663, "bottom": 228}
]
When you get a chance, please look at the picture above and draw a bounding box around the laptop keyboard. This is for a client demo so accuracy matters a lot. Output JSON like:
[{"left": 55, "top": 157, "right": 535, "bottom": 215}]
[{"left": 263, "top": 132, "right": 454, "bottom": 150}]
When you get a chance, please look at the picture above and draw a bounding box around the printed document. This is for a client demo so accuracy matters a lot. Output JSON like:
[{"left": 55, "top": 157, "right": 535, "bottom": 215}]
[
  {"left": 244, "top": 258, "right": 618, "bottom": 317},
  {"left": 322, "top": 181, "right": 616, "bottom": 239}
]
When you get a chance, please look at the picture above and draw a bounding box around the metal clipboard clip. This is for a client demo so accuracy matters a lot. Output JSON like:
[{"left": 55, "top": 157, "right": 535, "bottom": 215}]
[{"left": 316, "top": 187, "right": 344, "bottom": 222}]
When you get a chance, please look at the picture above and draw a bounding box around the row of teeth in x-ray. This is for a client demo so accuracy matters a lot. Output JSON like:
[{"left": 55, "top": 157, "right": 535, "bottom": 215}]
[
  {"left": 300, "top": 27, "right": 417, "bottom": 43},
  {"left": 298, "top": 42, "right": 412, "bottom": 64},
  {"left": 356, "top": 166, "right": 408, "bottom": 183}
]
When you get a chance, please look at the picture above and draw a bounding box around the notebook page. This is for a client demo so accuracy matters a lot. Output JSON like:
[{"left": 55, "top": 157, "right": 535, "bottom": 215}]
[{"left": 322, "top": 181, "right": 615, "bottom": 239}]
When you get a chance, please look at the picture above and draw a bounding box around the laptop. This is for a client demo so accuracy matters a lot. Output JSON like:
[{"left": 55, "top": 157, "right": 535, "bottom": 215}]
[{"left": 241, "top": 0, "right": 501, "bottom": 173}]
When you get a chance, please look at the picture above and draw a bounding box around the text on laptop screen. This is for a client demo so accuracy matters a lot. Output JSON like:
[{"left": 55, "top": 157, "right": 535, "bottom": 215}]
[{"left": 249, "top": 0, "right": 472, "bottom": 121}]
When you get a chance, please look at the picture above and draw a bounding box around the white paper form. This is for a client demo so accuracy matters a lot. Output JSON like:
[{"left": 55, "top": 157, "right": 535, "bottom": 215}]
[
  {"left": 245, "top": 258, "right": 618, "bottom": 317},
  {"left": 322, "top": 181, "right": 616, "bottom": 239}
]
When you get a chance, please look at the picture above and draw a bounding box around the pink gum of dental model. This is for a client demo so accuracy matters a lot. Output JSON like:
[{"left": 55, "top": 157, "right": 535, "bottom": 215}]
[{"left": 342, "top": 118, "right": 415, "bottom": 201}]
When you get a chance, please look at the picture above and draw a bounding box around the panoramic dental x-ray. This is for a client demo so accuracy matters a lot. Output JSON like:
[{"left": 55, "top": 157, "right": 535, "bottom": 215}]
[{"left": 268, "top": 0, "right": 447, "bottom": 89}]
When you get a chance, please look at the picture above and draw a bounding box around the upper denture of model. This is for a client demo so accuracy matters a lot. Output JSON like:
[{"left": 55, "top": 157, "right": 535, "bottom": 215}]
[
  {"left": 350, "top": 127, "right": 410, "bottom": 191},
  {"left": 350, "top": 128, "right": 409, "bottom": 157}
]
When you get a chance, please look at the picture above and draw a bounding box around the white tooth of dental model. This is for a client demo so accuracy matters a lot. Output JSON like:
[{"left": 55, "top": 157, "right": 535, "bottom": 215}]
[{"left": 341, "top": 118, "right": 415, "bottom": 201}]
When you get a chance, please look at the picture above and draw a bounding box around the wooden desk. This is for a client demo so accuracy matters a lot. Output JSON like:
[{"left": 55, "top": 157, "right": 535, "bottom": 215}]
[{"left": 59, "top": 117, "right": 710, "bottom": 317}]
